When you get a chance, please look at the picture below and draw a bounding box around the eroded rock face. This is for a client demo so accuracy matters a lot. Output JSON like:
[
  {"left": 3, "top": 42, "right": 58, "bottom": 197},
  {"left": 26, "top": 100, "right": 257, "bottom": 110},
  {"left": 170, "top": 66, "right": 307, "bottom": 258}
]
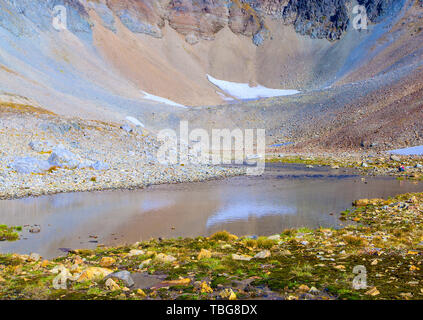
[
  {"left": 0, "top": 0, "right": 405, "bottom": 43},
  {"left": 105, "top": 0, "right": 165, "bottom": 37},
  {"left": 166, "top": 0, "right": 229, "bottom": 40},
  {"left": 357, "top": 0, "right": 401, "bottom": 23},
  {"left": 281, "top": 0, "right": 349, "bottom": 41}
]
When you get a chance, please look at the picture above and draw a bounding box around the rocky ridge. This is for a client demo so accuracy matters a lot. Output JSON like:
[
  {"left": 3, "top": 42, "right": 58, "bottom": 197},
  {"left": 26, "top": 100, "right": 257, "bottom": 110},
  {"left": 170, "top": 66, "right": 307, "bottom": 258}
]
[{"left": 1, "top": 0, "right": 402, "bottom": 44}]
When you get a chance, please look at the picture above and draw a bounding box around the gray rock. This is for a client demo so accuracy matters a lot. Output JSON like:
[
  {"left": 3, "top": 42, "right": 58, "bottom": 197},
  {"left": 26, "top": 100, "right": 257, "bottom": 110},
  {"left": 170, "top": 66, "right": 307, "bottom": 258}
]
[
  {"left": 120, "top": 124, "right": 133, "bottom": 133},
  {"left": 390, "top": 155, "right": 401, "bottom": 162},
  {"left": 253, "top": 31, "right": 264, "bottom": 46},
  {"left": 48, "top": 146, "right": 80, "bottom": 169},
  {"left": 39, "top": 122, "right": 72, "bottom": 135},
  {"left": 29, "top": 141, "right": 53, "bottom": 153},
  {"left": 29, "top": 253, "right": 41, "bottom": 262},
  {"left": 77, "top": 161, "right": 94, "bottom": 169},
  {"left": 9, "top": 157, "right": 51, "bottom": 174},
  {"left": 91, "top": 161, "right": 110, "bottom": 171},
  {"left": 267, "top": 234, "right": 281, "bottom": 241},
  {"left": 254, "top": 250, "right": 271, "bottom": 259},
  {"left": 105, "top": 271, "right": 135, "bottom": 288}
]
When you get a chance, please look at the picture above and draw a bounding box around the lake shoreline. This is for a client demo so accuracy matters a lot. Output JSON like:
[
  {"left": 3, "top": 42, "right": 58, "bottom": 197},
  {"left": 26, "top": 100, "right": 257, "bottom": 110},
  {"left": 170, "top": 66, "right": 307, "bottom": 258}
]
[{"left": 1, "top": 191, "right": 422, "bottom": 300}]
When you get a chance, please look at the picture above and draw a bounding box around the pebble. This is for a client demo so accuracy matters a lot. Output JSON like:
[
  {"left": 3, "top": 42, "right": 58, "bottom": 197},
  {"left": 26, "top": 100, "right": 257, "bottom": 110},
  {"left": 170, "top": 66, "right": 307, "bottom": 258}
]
[{"left": 254, "top": 250, "right": 271, "bottom": 259}]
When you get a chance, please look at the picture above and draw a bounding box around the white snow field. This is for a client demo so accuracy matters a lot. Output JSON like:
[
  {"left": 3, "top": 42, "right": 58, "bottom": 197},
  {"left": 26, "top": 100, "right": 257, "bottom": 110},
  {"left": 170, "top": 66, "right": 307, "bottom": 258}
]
[
  {"left": 126, "top": 116, "right": 145, "bottom": 128},
  {"left": 142, "top": 91, "right": 187, "bottom": 108},
  {"left": 207, "top": 75, "right": 300, "bottom": 100},
  {"left": 388, "top": 145, "right": 423, "bottom": 156}
]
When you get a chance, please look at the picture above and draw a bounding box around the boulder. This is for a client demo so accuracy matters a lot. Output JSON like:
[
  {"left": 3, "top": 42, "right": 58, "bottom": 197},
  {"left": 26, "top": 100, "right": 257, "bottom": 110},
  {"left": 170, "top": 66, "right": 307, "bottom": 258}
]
[
  {"left": 29, "top": 141, "right": 53, "bottom": 153},
  {"left": 91, "top": 161, "right": 110, "bottom": 171},
  {"left": 9, "top": 157, "right": 51, "bottom": 174},
  {"left": 48, "top": 146, "right": 80, "bottom": 169},
  {"left": 99, "top": 257, "right": 116, "bottom": 267},
  {"left": 197, "top": 249, "right": 212, "bottom": 260},
  {"left": 105, "top": 271, "right": 135, "bottom": 288},
  {"left": 77, "top": 267, "right": 113, "bottom": 282}
]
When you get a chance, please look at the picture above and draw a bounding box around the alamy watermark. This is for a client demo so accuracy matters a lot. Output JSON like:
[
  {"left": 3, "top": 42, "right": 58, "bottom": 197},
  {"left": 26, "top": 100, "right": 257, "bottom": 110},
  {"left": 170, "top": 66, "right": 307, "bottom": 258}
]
[
  {"left": 52, "top": 5, "right": 67, "bottom": 31},
  {"left": 352, "top": 5, "right": 368, "bottom": 30},
  {"left": 157, "top": 121, "right": 266, "bottom": 176},
  {"left": 352, "top": 265, "right": 368, "bottom": 290}
]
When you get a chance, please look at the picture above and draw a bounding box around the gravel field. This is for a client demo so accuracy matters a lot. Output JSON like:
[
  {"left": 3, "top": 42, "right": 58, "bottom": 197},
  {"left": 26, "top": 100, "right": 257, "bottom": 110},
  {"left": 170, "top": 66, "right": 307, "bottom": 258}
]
[{"left": 0, "top": 106, "right": 244, "bottom": 200}]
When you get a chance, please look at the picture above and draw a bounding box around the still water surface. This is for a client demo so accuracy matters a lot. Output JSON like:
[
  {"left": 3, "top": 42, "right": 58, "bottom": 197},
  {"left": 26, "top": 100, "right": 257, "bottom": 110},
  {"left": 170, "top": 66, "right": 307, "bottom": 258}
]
[{"left": 1, "top": 163, "right": 422, "bottom": 258}]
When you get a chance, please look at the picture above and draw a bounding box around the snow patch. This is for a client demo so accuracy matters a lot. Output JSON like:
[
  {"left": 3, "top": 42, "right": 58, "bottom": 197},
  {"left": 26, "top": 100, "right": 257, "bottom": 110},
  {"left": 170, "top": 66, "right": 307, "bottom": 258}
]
[
  {"left": 142, "top": 91, "right": 187, "bottom": 108},
  {"left": 126, "top": 116, "right": 145, "bottom": 128},
  {"left": 388, "top": 145, "right": 423, "bottom": 156},
  {"left": 207, "top": 75, "right": 300, "bottom": 100}
]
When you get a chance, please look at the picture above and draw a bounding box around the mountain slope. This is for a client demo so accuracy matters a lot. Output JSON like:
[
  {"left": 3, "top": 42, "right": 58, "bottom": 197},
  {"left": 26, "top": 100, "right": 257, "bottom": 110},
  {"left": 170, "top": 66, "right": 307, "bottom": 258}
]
[{"left": 0, "top": 0, "right": 422, "bottom": 153}]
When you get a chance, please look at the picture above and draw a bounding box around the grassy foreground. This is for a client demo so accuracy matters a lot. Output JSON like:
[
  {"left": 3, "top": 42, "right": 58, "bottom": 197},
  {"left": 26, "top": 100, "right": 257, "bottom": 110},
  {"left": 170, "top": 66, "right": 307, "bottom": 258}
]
[{"left": 0, "top": 192, "right": 422, "bottom": 300}]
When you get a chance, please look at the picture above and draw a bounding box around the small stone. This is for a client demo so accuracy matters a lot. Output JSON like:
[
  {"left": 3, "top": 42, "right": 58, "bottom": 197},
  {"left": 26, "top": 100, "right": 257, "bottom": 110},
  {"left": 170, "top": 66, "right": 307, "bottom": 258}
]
[
  {"left": 220, "top": 289, "right": 237, "bottom": 300},
  {"left": 128, "top": 249, "right": 145, "bottom": 257},
  {"left": 197, "top": 249, "right": 212, "bottom": 260},
  {"left": 29, "top": 227, "right": 41, "bottom": 234},
  {"left": 105, "top": 278, "right": 120, "bottom": 291},
  {"left": 77, "top": 267, "right": 113, "bottom": 282},
  {"left": 99, "top": 257, "right": 116, "bottom": 267},
  {"left": 29, "top": 253, "right": 41, "bottom": 262},
  {"left": 232, "top": 254, "right": 253, "bottom": 261},
  {"left": 41, "top": 260, "right": 50, "bottom": 268},
  {"left": 254, "top": 250, "right": 271, "bottom": 259},
  {"left": 309, "top": 286, "right": 320, "bottom": 295},
  {"left": 267, "top": 235, "right": 281, "bottom": 241},
  {"left": 200, "top": 282, "right": 213, "bottom": 294},
  {"left": 390, "top": 155, "right": 401, "bottom": 162},
  {"left": 120, "top": 124, "right": 133, "bottom": 133},
  {"left": 365, "top": 287, "right": 380, "bottom": 296},
  {"left": 74, "top": 256, "right": 84, "bottom": 265},
  {"left": 161, "top": 278, "right": 191, "bottom": 287},
  {"left": 353, "top": 199, "right": 369, "bottom": 207},
  {"left": 139, "top": 259, "right": 152, "bottom": 269},
  {"left": 105, "top": 271, "right": 135, "bottom": 288},
  {"left": 136, "top": 289, "right": 147, "bottom": 297},
  {"left": 155, "top": 253, "right": 176, "bottom": 263},
  {"left": 298, "top": 284, "right": 310, "bottom": 292}
]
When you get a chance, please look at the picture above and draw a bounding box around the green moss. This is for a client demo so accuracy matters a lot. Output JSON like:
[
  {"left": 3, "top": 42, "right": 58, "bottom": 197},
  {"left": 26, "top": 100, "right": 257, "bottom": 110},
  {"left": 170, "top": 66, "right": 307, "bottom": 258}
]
[{"left": 0, "top": 224, "right": 22, "bottom": 241}]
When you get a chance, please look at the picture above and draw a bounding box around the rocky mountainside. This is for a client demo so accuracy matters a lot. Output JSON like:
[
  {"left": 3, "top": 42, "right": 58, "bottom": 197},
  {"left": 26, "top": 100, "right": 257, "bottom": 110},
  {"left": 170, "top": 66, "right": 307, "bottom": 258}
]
[{"left": 0, "top": 0, "right": 422, "bottom": 153}]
